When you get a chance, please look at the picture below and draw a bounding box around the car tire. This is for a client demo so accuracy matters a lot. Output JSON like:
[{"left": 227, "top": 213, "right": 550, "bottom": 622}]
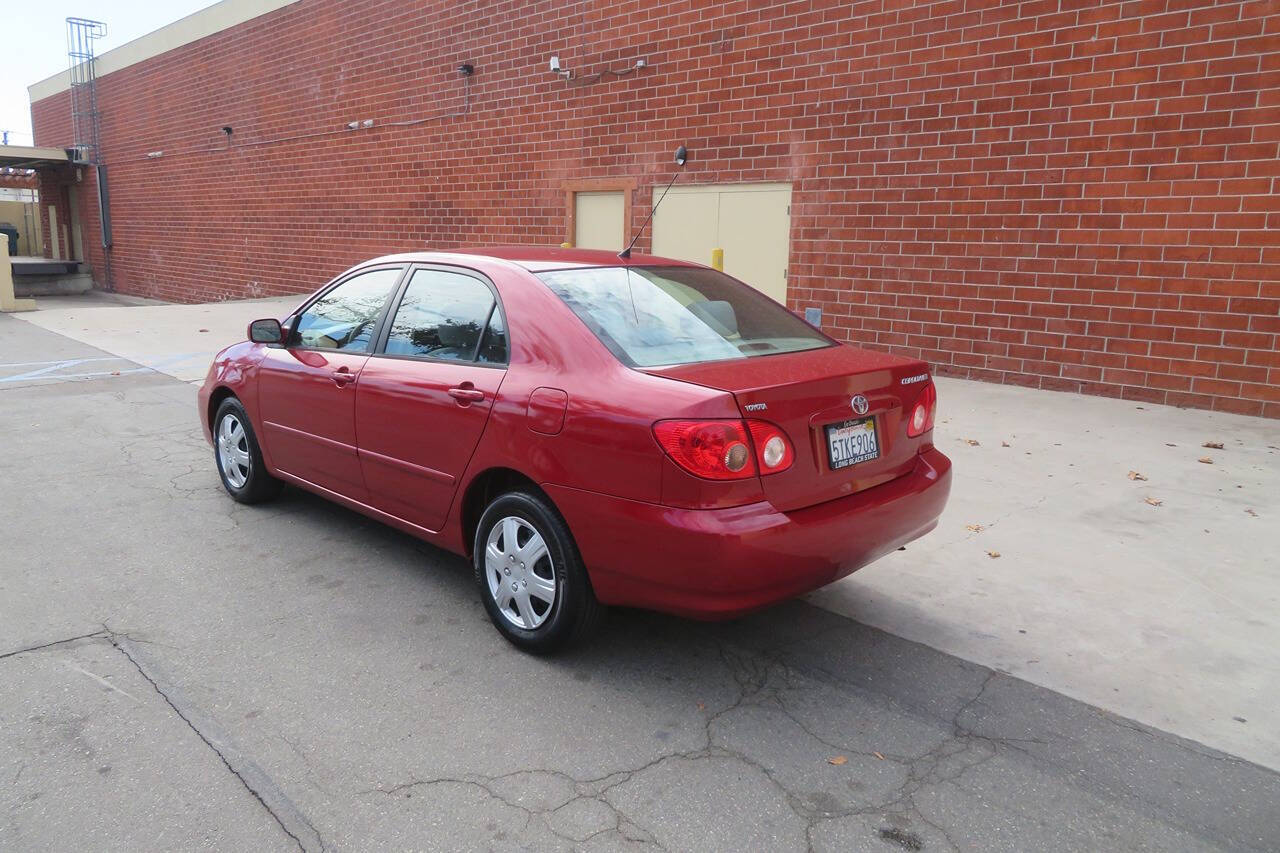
[
  {"left": 473, "top": 491, "right": 605, "bottom": 653},
  {"left": 213, "top": 396, "right": 283, "bottom": 505}
]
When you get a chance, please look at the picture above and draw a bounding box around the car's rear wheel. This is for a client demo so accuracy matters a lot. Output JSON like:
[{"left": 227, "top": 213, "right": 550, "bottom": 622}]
[
  {"left": 213, "top": 397, "right": 283, "bottom": 504},
  {"left": 473, "top": 491, "right": 604, "bottom": 652}
]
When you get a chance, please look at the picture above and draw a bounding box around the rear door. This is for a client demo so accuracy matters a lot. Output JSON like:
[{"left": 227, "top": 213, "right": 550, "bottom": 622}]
[
  {"left": 354, "top": 266, "right": 508, "bottom": 533},
  {"left": 256, "top": 265, "right": 405, "bottom": 501}
]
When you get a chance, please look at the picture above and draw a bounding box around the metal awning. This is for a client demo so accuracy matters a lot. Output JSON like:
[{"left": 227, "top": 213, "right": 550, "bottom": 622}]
[{"left": 0, "top": 145, "right": 71, "bottom": 169}]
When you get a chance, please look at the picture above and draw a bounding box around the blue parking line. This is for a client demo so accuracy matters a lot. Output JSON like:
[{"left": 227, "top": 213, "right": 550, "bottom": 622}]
[
  {"left": 0, "top": 353, "right": 202, "bottom": 384},
  {"left": 0, "top": 356, "right": 124, "bottom": 368},
  {"left": 0, "top": 359, "right": 105, "bottom": 383}
]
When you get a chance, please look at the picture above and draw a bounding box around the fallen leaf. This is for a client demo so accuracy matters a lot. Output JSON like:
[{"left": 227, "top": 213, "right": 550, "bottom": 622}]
[
  {"left": 828, "top": 756, "right": 848, "bottom": 766},
  {"left": 1127, "top": 471, "right": 1147, "bottom": 481},
  {"left": 1000, "top": 440, "right": 1010, "bottom": 447},
  {"left": 965, "top": 523, "right": 985, "bottom": 533},
  {"left": 987, "top": 550, "right": 1001, "bottom": 559},
  {"left": 110, "top": 371, "right": 120, "bottom": 376},
  {"left": 1202, "top": 441, "right": 1224, "bottom": 450},
  {"left": 962, "top": 438, "right": 980, "bottom": 446},
  {"left": 1198, "top": 457, "right": 1214, "bottom": 464},
  {"left": 873, "top": 752, "right": 885, "bottom": 761},
  {"left": 1165, "top": 443, "right": 1177, "bottom": 447},
  {"left": 1145, "top": 497, "right": 1163, "bottom": 506},
  {"left": 1245, "top": 509, "right": 1258, "bottom": 517},
  {"left": 198, "top": 328, "right": 209, "bottom": 333}
]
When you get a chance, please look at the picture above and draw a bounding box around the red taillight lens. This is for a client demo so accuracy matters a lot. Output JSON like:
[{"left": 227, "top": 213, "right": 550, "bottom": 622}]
[
  {"left": 653, "top": 420, "right": 757, "bottom": 480},
  {"left": 746, "top": 420, "right": 795, "bottom": 474},
  {"left": 907, "top": 381, "right": 937, "bottom": 438}
]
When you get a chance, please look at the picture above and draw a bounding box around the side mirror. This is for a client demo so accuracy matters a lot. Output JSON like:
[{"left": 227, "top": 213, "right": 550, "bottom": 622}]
[{"left": 248, "top": 318, "right": 283, "bottom": 344}]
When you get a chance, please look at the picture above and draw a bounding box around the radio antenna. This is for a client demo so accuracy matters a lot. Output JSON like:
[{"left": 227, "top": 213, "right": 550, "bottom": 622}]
[{"left": 619, "top": 145, "right": 687, "bottom": 259}]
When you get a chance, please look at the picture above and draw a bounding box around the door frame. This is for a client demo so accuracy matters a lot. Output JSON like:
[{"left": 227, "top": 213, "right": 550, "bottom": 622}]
[{"left": 563, "top": 179, "right": 635, "bottom": 248}]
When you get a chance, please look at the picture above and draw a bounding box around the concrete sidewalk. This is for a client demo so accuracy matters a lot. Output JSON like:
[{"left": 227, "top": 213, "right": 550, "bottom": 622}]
[
  {"left": 10, "top": 292, "right": 1279, "bottom": 773},
  {"left": 13, "top": 293, "right": 301, "bottom": 382}
]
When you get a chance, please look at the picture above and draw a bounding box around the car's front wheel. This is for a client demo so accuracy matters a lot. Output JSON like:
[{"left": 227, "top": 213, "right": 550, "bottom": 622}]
[
  {"left": 473, "top": 491, "right": 604, "bottom": 652},
  {"left": 213, "top": 397, "right": 283, "bottom": 504}
]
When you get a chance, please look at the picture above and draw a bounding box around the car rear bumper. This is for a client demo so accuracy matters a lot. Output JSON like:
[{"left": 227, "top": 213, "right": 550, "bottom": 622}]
[{"left": 545, "top": 446, "right": 952, "bottom": 619}]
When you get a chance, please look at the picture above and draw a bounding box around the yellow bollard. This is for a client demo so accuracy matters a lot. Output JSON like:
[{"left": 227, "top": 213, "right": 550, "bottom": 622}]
[{"left": 710, "top": 248, "right": 724, "bottom": 271}]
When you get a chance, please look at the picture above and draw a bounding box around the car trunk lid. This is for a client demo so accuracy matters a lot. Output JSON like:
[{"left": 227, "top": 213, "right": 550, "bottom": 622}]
[{"left": 645, "top": 344, "right": 933, "bottom": 512}]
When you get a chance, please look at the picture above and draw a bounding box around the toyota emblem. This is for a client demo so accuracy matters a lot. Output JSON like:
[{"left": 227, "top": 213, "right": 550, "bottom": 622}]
[{"left": 851, "top": 395, "right": 869, "bottom": 415}]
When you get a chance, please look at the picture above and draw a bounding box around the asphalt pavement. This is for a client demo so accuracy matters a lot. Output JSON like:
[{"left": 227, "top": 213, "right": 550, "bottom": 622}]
[{"left": 2, "top": 312, "right": 1278, "bottom": 852}]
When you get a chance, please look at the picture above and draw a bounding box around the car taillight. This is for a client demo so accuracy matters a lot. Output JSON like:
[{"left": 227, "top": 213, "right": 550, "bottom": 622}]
[
  {"left": 906, "top": 381, "right": 937, "bottom": 438},
  {"left": 746, "top": 420, "right": 795, "bottom": 474},
  {"left": 653, "top": 420, "right": 757, "bottom": 480}
]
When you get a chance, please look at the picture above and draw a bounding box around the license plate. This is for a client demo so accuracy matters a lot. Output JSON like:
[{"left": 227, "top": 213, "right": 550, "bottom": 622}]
[{"left": 825, "top": 417, "right": 879, "bottom": 470}]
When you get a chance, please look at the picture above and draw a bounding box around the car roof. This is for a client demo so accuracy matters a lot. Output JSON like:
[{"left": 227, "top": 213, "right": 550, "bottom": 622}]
[{"left": 359, "top": 246, "right": 706, "bottom": 273}]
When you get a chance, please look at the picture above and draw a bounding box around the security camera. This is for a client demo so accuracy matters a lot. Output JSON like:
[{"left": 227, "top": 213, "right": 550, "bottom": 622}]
[{"left": 549, "top": 55, "right": 562, "bottom": 74}]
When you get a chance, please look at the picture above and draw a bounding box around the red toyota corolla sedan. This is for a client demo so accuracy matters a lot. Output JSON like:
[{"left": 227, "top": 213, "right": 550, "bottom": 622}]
[{"left": 199, "top": 248, "right": 951, "bottom": 651}]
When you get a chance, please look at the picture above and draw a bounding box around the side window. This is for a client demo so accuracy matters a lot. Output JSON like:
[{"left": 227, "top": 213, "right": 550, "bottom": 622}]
[
  {"left": 384, "top": 269, "right": 500, "bottom": 362},
  {"left": 293, "top": 267, "right": 402, "bottom": 351}
]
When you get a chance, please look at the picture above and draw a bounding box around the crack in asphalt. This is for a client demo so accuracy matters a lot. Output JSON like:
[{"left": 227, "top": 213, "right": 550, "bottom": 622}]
[
  {"left": 101, "top": 629, "right": 324, "bottom": 853},
  {"left": 354, "top": 627, "right": 1280, "bottom": 853},
  {"left": 355, "top": 639, "right": 1018, "bottom": 852},
  {"left": 361, "top": 767, "right": 669, "bottom": 850},
  {"left": 3, "top": 626, "right": 322, "bottom": 849},
  {"left": 0, "top": 631, "right": 106, "bottom": 661}
]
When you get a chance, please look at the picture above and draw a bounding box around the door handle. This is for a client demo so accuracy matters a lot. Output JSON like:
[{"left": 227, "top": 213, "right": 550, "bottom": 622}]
[
  {"left": 448, "top": 386, "right": 486, "bottom": 403},
  {"left": 331, "top": 366, "right": 357, "bottom": 387}
]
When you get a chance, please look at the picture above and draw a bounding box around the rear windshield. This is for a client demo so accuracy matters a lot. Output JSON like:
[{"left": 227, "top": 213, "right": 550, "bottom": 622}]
[{"left": 536, "top": 266, "right": 832, "bottom": 368}]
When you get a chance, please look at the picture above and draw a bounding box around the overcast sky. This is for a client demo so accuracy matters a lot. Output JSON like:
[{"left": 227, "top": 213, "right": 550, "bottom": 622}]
[{"left": 1, "top": 2, "right": 211, "bottom": 145}]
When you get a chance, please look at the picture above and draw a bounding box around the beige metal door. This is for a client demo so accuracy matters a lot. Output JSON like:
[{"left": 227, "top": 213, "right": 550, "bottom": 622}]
[
  {"left": 574, "top": 191, "right": 625, "bottom": 251},
  {"left": 651, "top": 183, "right": 792, "bottom": 303}
]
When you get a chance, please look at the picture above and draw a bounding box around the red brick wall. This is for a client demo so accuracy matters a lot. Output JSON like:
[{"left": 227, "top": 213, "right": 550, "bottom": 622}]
[{"left": 31, "top": 0, "right": 1280, "bottom": 416}]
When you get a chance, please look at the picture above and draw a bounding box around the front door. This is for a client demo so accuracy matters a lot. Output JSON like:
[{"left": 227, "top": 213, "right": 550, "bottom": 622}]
[
  {"left": 256, "top": 265, "right": 404, "bottom": 501},
  {"left": 355, "top": 266, "right": 508, "bottom": 532}
]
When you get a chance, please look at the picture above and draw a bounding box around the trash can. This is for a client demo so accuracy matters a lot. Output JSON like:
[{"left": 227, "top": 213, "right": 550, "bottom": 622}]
[{"left": 0, "top": 224, "right": 18, "bottom": 256}]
